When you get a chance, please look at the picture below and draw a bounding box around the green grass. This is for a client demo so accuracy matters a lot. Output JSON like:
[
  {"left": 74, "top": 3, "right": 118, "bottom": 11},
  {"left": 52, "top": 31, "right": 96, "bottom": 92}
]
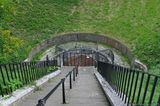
[
  {"left": 125, "top": 71, "right": 160, "bottom": 105},
  {"left": 0, "top": 0, "right": 160, "bottom": 73}
]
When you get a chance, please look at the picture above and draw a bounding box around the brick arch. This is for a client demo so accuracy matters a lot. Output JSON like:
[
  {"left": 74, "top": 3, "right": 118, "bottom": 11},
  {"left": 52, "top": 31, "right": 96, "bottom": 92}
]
[{"left": 27, "top": 33, "right": 134, "bottom": 66}]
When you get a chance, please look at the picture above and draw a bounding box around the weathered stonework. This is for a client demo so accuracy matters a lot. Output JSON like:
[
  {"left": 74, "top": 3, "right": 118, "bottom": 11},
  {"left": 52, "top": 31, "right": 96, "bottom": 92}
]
[{"left": 27, "top": 33, "right": 135, "bottom": 66}]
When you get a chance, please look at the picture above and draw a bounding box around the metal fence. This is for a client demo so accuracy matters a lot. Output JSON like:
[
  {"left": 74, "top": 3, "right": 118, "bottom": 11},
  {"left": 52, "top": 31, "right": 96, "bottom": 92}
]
[
  {"left": 36, "top": 66, "right": 79, "bottom": 106},
  {"left": 98, "top": 61, "right": 160, "bottom": 106},
  {"left": 0, "top": 60, "right": 57, "bottom": 97}
]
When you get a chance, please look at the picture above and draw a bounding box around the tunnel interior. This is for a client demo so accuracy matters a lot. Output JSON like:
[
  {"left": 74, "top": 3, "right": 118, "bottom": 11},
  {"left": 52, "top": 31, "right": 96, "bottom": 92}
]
[{"left": 57, "top": 47, "right": 114, "bottom": 66}]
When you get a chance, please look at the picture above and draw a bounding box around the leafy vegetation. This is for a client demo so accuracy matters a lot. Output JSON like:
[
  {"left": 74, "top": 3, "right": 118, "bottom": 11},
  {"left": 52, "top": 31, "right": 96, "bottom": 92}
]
[
  {"left": 47, "top": 66, "right": 58, "bottom": 73},
  {"left": 0, "top": 30, "right": 24, "bottom": 63},
  {"left": 0, "top": 0, "right": 159, "bottom": 73},
  {"left": 0, "top": 79, "right": 22, "bottom": 95},
  {"left": 2, "top": 79, "right": 22, "bottom": 91}
]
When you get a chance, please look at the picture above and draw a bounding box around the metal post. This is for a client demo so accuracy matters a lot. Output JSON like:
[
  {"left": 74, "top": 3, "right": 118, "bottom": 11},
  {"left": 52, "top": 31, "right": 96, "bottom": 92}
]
[
  {"left": 142, "top": 74, "right": 150, "bottom": 104},
  {"left": 75, "top": 67, "right": 77, "bottom": 77},
  {"left": 36, "top": 99, "right": 45, "bottom": 106},
  {"left": 46, "top": 55, "right": 49, "bottom": 66},
  {"left": 131, "top": 71, "right": 139, "bottom": 104},
  {"left": 148, "top": 76, "right": 158, "bottom": 105},
  {"left": 77, "top": 66, "right": 79, "bottom": 74},
  {"left": 63, "top": 52, "right": 65, "bottom": 66},
  {"left": 0, "top": 65, "right": 7, "bottom": 95},
  {"left": 70, "top": 52, "right": 71, "bottom": 66},
  {"left": 61, "top": 78, "right": 66, "bottom": 104},
  {"left": 127, "top": 70, "right": 135, "bottom": 106},
  {"left": 60, "top": 54, "right": 63, "bottom": 67},
  {"left": 81, "top": 52, "right": 82, "bottom": 66},
  {"left": 85, "top": 52, "right": 86, "bottom": 66},
  {"left": 92, "top": 53, "right": 93, "bottom": 66},
  {"left": 59, "top": 55, "right": 61, "bottom": 67},
  {"left": 66, "top": 53, "right": 69, "bottom": 66},
  {"left": 74, "top": 53, "right": 75, "bottom": 66},
  {"left": 70, "top": 72, "right": 72, "bottom": 89},
  {"left": 136, "top": 73, "right": 144, "bottom": 104},
  {"left": 0, "top": 84, "right": 4, "bottom": 97},
  {"left": 125, "top": 69, "right": 132, "bottom": 103},
  {"left": 73, "top": 69, "right": 75, "bottom": 81}
]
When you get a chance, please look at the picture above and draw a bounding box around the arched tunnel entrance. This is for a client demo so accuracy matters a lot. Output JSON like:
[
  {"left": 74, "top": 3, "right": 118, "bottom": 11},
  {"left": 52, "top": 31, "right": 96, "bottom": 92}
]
[
  {"left": 57, "top": 47, "right": 114, "bottom": 66},
  {"left": 27, "top": 33, "right": 134, "bottom": 67}
]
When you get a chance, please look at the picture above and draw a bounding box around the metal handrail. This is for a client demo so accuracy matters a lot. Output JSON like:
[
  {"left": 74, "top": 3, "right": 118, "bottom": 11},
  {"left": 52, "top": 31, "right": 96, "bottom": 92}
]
[
  {"left": 97, "top": 61, "right": 160, "bottom": 106},
  {"left": 36, "top": 66, "right": 79, "bottom": 106}
]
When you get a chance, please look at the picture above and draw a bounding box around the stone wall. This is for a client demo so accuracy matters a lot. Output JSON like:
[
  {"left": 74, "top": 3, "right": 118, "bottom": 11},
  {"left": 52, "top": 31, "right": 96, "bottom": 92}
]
[{"left": 27, "top": 33, "right": 135, "bottom": 66}]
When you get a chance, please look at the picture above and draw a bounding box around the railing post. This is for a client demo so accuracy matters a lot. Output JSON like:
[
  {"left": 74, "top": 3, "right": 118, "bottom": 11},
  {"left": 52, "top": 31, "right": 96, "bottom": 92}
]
[
  {"left": 66, "top": 53, "right": 68, "bottom": 66},
  {"left": 73, "top": 68, "right": 75, "bottom": 81},
  {"left": 63, "top": 52, "right": 65, "bottom": 66},
  {"left": 46, "top": 55, "right": 49, "bottom": 67},
  {"left": 142, "top": 74, "right": 150, "bottom": 104},
  {"left": 0, "top": 65, "right": 8, "bottom": 95},
  {"left": 59, "top": 54, "right": 61, "bottom": 67},
  {"left": 37, "top": 99, "right": 45, "bottom": 106},
  {"left": 0, "top": 84, "right": 4, "bottom": 97},
  {"left": 136, "top": 73, "right": 144, "bottom": 104},
  {"left": 70, "top": 72, "right": 72, "bottom": 89},
  {"left": 61, "top": 78, "right": 66, "bottom": 104},
  {"left": 76, "top": 66, "right": 78, "bottom": 76},
  {"left": 148, "top": 76, "right": 158, "bottom": 105},
  {"left": 74, "top": 53, "right": 75, "bottom": 66}
]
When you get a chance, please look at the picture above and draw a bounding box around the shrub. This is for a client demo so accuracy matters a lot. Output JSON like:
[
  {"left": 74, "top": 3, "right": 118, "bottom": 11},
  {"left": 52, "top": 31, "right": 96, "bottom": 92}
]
[
  {"left": 1, "top": 79, "right": 22, "bottom": 94},
  {"left": 0, "top": 29, "right": 24, "bottom": 63}
]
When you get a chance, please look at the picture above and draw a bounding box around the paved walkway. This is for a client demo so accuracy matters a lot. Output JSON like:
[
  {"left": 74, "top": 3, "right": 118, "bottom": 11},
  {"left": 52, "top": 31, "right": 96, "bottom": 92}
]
[{"left": 14, "top": 66, "right": 110, "bottom": 106}]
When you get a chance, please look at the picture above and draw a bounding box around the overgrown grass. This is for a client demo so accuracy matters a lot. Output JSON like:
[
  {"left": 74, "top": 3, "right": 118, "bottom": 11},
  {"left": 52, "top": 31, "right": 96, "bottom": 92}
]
[{"left": 0, "top": 0, "right": 160, "bottom": 73}]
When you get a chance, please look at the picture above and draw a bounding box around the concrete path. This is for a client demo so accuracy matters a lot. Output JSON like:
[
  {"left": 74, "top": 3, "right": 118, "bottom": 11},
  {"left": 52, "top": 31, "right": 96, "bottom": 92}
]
[
  {"left": 14, "top": 66, "right": 110, "bottom": 106},
  {"left": 62, "top": 67, "right": 110, "bottom": 106},
  {"left": 14, "top": 67, "right": 74, "bottom": 106}
]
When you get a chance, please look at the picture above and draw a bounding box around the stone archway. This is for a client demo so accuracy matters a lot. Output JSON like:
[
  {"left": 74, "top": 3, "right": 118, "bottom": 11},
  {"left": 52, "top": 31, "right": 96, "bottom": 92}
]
[{"left": 27, "top": 33, "right": 134, "bottom": 66}]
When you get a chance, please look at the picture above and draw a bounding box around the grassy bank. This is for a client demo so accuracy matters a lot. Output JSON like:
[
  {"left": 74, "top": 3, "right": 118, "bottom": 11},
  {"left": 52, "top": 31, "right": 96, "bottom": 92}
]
[{"left": 0, "top": 0, "right": 160, "bottom": 73}]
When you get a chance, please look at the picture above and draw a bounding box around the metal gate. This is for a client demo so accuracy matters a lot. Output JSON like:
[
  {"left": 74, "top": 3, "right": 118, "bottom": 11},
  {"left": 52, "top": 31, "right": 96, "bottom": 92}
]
[
  {"left": 63, "top": 52, "right": 96, "bottom": 66},
  {"left": 52, "top": 47, "right": 114, "bottom": 67}
]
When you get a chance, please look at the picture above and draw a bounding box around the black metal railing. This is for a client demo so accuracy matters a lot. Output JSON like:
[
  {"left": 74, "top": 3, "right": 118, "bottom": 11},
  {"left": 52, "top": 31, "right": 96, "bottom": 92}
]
[
  {"left": 0, "top": 60, "right": 57, "bottom": 97},
  {"left": 98, "top": 61, "right": 160, "bottom": 106},
  {"left": 36, "top": 66, "right": 79, "bottom": 106}
]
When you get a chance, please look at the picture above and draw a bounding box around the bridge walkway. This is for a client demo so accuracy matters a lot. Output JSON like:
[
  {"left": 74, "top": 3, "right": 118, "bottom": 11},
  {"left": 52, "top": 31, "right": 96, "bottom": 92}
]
[{"left": 15, "top": 67, "right": 110, "bottom": 106}]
